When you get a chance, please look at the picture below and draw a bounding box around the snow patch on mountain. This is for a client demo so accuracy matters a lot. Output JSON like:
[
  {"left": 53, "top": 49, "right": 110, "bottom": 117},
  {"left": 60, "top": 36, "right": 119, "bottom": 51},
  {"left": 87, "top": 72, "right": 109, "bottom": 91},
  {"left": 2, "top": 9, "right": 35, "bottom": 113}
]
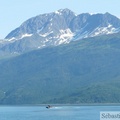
[
  {"left": 55, "top": 29, "right": 74, "bottom": 45},
  {"left": 8, "top": 37, "right": 16, "bottom": 41},
  {"left": 89, "top": 13, "right": 98, "bottom": 15},
  {"left": 39, "top": 31, "right": 53, "bottom": 37},
  {"left": 21, "top": 34, "right": 33, "bottom": 39},
  {"left": 55, "top": 10, "right": 62, "bottom": 15},
  {"left": 59, "top": 29, "right": 74, "bottom": 39},
  {"left": 8, "top": 33, "right": 33, "bottom": 41},
  {"left": 90, "top": 24, "right": 117, "bottom": 37}
]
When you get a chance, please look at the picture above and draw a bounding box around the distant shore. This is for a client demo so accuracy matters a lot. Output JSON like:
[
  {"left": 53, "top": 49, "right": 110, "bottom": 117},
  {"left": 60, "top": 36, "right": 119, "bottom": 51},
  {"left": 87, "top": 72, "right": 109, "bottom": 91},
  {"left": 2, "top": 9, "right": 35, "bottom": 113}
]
[{"left": 0, "top": 103, "right": 120, "bottom": 107}]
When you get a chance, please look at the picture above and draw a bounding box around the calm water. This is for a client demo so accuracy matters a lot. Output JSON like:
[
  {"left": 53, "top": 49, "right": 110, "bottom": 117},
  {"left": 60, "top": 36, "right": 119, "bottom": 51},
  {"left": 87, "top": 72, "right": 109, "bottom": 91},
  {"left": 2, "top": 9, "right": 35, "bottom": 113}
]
[{"left": 0, "top": 105, "right": 119, "bottom": 120}]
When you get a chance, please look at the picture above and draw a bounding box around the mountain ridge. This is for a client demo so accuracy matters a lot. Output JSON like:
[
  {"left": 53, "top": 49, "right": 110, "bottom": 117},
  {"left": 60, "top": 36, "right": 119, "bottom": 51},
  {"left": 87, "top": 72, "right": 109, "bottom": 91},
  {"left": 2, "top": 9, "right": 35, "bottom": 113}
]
[{"left": 0, "top": 8, "right": 119, "bottom": 55}]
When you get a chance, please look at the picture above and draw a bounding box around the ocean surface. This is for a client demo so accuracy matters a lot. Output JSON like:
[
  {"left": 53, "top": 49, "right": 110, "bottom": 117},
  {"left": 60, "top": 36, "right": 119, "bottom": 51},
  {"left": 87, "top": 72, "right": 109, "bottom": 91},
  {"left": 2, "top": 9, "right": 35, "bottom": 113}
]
[{"left": 0, "top": 105, "right": 119, "bottom": 120}]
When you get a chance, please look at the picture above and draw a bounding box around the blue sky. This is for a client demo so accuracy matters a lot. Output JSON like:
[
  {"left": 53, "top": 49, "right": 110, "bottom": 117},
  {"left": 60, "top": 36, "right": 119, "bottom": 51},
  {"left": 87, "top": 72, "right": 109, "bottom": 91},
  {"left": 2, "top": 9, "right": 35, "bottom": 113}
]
[{"left": 1, "top": 0, "right": 120, "bottom": 39}]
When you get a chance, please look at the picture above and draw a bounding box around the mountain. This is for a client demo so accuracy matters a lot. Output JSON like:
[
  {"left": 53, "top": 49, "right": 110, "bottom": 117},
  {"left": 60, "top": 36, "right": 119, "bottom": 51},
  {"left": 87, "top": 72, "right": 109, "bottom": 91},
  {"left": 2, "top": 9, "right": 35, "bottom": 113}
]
[
  {"left": 0, "top": 9, "right": 120, "bottom": 104},
  {"left": 0, "top": 33, "right": 120, "bottom": 104},
  {"left": 0, "top": 9, "right": 120, "bottom": 55}
]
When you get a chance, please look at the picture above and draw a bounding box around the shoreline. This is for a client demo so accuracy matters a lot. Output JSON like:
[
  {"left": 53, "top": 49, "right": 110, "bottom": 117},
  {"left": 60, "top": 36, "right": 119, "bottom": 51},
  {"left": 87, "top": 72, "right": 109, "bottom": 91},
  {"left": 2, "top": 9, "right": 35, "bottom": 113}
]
[{"left": 0, "top": 103, "right": 120, "bottom": 107}]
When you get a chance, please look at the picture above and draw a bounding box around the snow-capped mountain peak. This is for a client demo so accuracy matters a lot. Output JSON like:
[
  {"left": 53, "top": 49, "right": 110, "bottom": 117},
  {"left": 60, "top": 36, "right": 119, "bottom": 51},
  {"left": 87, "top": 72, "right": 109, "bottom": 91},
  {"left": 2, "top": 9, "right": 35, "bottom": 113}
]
[{"left": 2, "top": 9, "right": 120, "bottom": 53}]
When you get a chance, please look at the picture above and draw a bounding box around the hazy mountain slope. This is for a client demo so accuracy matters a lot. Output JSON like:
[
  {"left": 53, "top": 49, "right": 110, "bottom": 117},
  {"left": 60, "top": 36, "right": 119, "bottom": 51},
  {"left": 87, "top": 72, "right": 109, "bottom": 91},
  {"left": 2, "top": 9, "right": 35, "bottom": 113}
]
[
  {"left": 0, "top": 34, "right": 120, "bottom": 104},
  {"left": 49, "top": 82, "right": 120, "bottom": 103}
]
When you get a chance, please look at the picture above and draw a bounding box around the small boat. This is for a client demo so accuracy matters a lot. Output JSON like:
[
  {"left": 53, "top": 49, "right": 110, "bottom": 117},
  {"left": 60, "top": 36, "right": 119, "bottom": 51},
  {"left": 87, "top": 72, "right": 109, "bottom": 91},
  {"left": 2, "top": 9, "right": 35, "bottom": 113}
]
[{"left": 46, "top": 105, "right": 52, "bottom": 109}]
